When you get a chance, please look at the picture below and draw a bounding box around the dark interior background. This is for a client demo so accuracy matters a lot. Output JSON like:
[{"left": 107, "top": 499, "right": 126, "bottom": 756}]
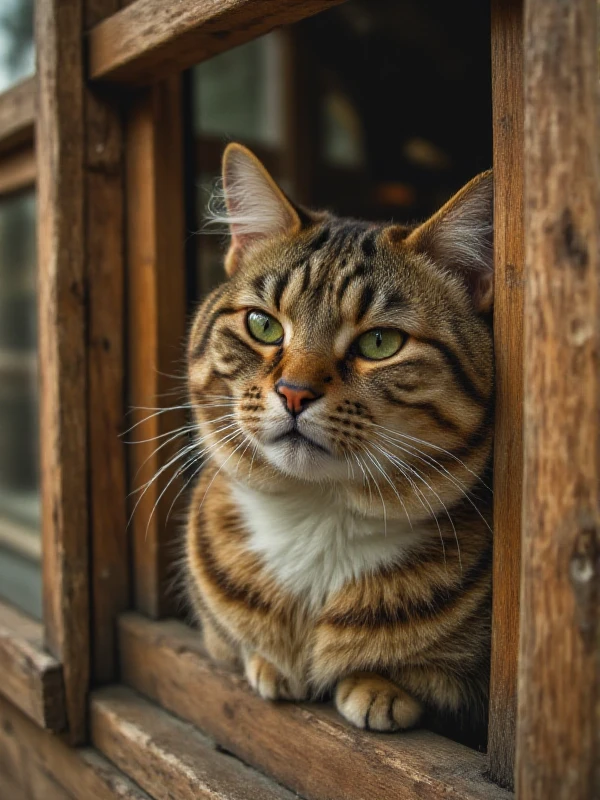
[{"left": 188, "top": 0, "right": 492, "bottom": 300}]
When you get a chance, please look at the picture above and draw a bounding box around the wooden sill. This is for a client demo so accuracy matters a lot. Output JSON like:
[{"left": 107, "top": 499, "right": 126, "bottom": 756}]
[
  {"left": 92, "top": 685, "right": 296, "bottom": 800},
  {"left": 0, "top": 77, "right": 35, "bottom": 156},
  {"left": 88, "top": 0, "right": 346, "bottom": 85},
  {"left": 0, "top": 597, "right": 66, "bottom": 730},
  {"left": 0, "top": 692, "right": 150, "bottom": 799},
  {"left": 119, "top": 613, "right": 513, "bottom": 800}
]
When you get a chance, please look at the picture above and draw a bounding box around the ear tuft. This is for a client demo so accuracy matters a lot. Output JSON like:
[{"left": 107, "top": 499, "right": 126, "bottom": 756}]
[
  {"left": 406, "top": 170, "right": 494, "bottom": 312},
  {"left": 207, "top": 143, "right": 302, "bottom": 275}
]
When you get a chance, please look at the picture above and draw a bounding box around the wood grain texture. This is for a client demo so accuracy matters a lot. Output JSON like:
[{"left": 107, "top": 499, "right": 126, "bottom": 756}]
[
  {"left": 0, "top": 770, "right": 37, "bottom": 800},
  {"left": 0, "top": 76, "right": 35, "bottom": 155},
  {"left": 517, "top": 0, "right": 600, "bottom": 798},
  {"left": 0, "top": 764, "right": 73, "bottom": 800},
  {"left": 92, "top": 685, "right": 297, "bottom": 800},
  {"left": 488, "top": 0, "right": 524, "bottom": 790},
  {"left": 126, "top": 79, "right": 187, "bottom": 618},
  {"left": 88, "top": 0, "right": 346, "bottom": 85},
  {"left": 36, "top": 0, "right": 89, "bottom": 744},
  {"left": 0, "top": 692, "right": 151, "bottom": 799},
  {"left": 0, "top": 144, "right": 36, "bottom": 195},
  {"left": 85, "top": 0, "right": 129, "bottom": 687},
  {"left": 119, "top": 613, "right": 512, "bottom": 800},
  {"left": 0, "top": 598, "right": 66, "bottom": 731}
]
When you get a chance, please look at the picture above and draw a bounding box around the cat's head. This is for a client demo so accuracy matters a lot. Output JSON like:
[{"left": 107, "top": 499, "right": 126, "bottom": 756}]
[{"left": 188, "top": 144, "right": 494, "bottom": 520}]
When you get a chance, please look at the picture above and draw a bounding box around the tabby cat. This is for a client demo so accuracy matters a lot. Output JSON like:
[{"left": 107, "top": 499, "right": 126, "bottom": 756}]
[{"left": 185, "top": 143, "right": 494, "bottom": 738}]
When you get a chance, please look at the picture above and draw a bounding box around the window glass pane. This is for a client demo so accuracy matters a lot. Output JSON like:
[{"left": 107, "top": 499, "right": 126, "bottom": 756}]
[
  {"left": 192, "top": 34, "right": 285, "bottom": 299},
  {"left": 0, "top": 190, "right": 40, "bottom": 618},
  {"left": 322, "top": 87, "right": 366, "bottom": 169},
  {"left": 0, "top": 544, "right": 41, "bottom": 617},
  {"left": 0, "top": 0, "right": 34, "bottom": 93},
  {"left": 193, "top": 35, "right": 283, "bottom": 146}
]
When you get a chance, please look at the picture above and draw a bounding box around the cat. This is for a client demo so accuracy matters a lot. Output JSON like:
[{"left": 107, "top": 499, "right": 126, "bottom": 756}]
[{"left": 184, "top": 142, "right": 494, "bottom": 739}]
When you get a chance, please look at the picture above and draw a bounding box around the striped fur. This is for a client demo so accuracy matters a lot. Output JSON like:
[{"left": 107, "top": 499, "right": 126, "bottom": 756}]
[{"left": 185, "top": 144, "right": 494, "bottom": 740}]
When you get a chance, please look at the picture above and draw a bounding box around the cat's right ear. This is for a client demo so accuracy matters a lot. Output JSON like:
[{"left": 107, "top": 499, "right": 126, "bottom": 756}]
[
  {"left": 215, "top": 143, "right": 302, "bottom": 275},
  {"left": 402, "top": 170, "right": 494, "bottom": 313}
]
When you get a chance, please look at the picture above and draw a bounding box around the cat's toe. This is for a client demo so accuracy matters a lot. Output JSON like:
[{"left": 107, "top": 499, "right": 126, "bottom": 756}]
[
  {"left": 335, "top": 673, "right": 422, "bottom": 732},
  {"left": 245, "top": 654, "right": 306, "bottom": 701}
]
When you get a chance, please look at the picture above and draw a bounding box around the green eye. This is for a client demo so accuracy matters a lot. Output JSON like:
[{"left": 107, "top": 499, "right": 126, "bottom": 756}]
[
  {"left": 356, "top": 328, "right": 404, "bottom": 360},
  {"left": 246, "top": 310, "right": 284, "bottom": 345}
]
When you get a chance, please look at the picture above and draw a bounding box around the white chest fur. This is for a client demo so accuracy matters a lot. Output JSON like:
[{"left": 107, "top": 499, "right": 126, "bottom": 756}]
[{"left": 232, "top": 484, "right": 427, "bottom": 610}]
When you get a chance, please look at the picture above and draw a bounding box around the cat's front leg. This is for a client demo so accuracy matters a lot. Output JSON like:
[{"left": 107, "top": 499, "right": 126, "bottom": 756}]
[
  {"left": 335, "top": 672, "right": 422, "bottom": 732},
  {"left": 202, "top": 616, "right": 240, "bottom": 668},
  {"left": 244, "top": 652, "right": 308, "bottom": 702}
]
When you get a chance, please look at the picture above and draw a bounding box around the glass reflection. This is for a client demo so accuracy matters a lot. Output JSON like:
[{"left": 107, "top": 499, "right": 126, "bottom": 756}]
[
  {"left": 0, "top": 190, "right": 40, "bottom": 618},
  {"left": 0, "top": 0, "right": 34, "bottom": 93}
]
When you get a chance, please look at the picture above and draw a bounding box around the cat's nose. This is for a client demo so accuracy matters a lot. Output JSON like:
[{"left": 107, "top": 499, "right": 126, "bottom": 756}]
[{"left": 275, "top": 380, "right": 322, "bottom": 416}]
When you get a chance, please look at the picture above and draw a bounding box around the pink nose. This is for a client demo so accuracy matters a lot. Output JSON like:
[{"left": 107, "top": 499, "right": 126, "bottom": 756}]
[{"left": 276, "top": 381, "right": 320, "bottom": 415}]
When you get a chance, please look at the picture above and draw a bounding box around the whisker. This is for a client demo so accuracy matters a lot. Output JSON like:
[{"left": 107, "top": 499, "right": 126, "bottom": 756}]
[
  {"left": 131, "top": 428, "right": 195, "bottom": 482},
  {"left": 122, "top": 406, "right": 194, "bottom": 436},
  {"left": 375, "top": 430, "right": 475, "bottom": 501},
  {"left": 129, "top": 422, "right": 238, "bottom": 513},
  {"left": 248, "top": 442, "right": 259, "bottom": 479},
  {"left": 127, "top": 404, "right": 193, "bottom": 414},
  {"left": 198, "top": 433, "right": 247, "bottom": 509},
  {"left": 352, "top": 452, "right": 372, "bottom": 505},
  {"left": 376, "top": 442, "right": 461, "bottom": 570},
  {"left": 343, "top": 450, "right": 354, "bottom": 481},
  {"left": 131, "top": 413, "right": 237, "bottom": 481},
  {"left": 372, "top": 443, "right": 446, "bottom": 566},
  {"left": 133, "top": 425, "right": 244, "bottom": 534},
  {"left": 375, "top": 431, "right": 491, "bottom": 538},
  {"left": 128, "top": 441, "right": 199, "bottom": 528},
  {"left": 361, "top": 444, "right": 412, "bottom": 531},
  {"left": 130, "top": 439, "right": 199, "bottom": 498},
  {"left": 154, "top": 368, "right": 188, "bottom": 382},
  {"left": 165, "top": 458, "right": 203, "bottom": 525},
  {"left": 358, "top": 449, "right": 387, "bottom": 535},
  {"left": 147, "top": 452, "right": 201, "bottom": 538},
  {"left": 235, "top": 438, "right": 253, "bottom": 475},
  {"left": 376, "top": 431, "right": 476, "bottom": 498},
  {"left": 371, "top": 423, "right": 492, "bottom": 492},
  {"left": 124, "top": 424, "right": 196, "bottom": 446}
]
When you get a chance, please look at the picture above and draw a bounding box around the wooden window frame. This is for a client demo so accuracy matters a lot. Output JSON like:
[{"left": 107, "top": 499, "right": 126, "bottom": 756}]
[
  {"left": 89, "top": 2, "right": 528, "bottom": 796},
  {"left": 0, "top": 0, "right": 597, "bottom": 798},
  {"left": 0, "top": 0, "right": 129, "bottom": 749},
  {"left": 0, "top": 58, "right": 139, "bottom": 796}
]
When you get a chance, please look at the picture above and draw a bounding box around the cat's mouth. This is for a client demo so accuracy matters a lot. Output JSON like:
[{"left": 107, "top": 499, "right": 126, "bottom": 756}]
[
  {"left": 260, "top": 422, "right": 351, "bottom": 482},
  {"left": 271, "top": 429, "right": 330, "bottom": 454}
]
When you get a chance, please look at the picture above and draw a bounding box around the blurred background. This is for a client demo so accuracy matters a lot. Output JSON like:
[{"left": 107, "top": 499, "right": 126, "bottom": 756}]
[
  {"left": 0, "top": 0, "right": 492, "bottom": 618},
  {"left": 189, "top": 0, "right": 492, "bottom": 297}
]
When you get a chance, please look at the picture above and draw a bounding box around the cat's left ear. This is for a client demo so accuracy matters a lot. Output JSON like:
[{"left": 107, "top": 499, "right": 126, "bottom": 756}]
[
  {"left": 218, "top": 143, "right": 303, "bottom": 275},
  {"left": 404, "top": 170, "right": 494, "bottom": 312}
]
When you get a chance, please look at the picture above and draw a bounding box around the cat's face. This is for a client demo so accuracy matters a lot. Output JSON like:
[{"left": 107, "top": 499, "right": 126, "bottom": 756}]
[{"left": 188, "top": 145, "right": 494, "bottom": 521}]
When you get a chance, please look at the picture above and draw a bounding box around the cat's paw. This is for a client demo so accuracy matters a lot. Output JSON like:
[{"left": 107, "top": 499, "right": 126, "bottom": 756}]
[
  {"left": 245, "top": 653, "right": 307, "bottom": 701},
  {"left": 335, "top": 673, "right": 422, "bottom": 732}
]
